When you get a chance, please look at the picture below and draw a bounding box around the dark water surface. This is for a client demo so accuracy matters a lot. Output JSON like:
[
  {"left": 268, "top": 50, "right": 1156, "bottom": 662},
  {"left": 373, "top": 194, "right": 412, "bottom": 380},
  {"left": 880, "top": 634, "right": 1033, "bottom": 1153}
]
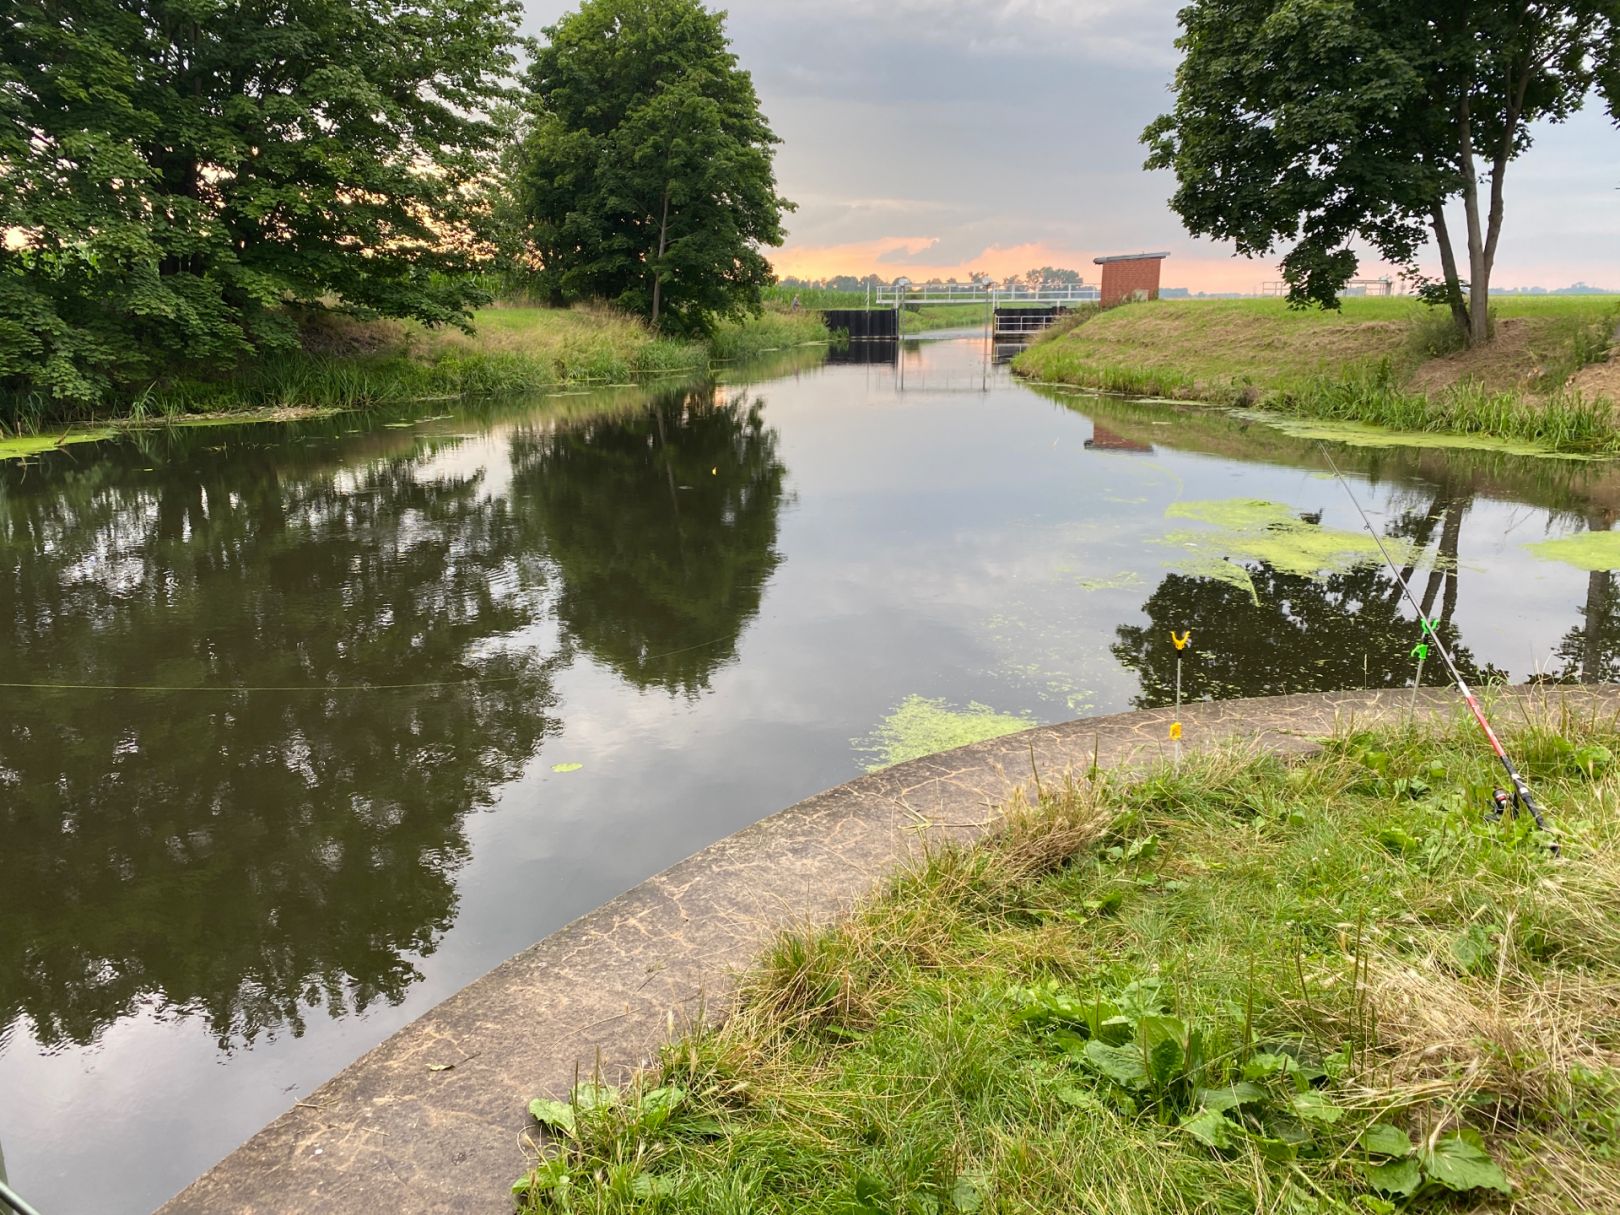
[{"left": 4, "top": 335, "right": 1619, "bottom": 1212}]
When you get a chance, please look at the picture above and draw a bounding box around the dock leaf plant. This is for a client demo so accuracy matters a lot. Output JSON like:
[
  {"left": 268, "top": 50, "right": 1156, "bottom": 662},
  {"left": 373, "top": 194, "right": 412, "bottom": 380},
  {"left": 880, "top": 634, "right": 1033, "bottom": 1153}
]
[{"left": 516, "top": 706, "right": 1620, "bottom": 1213}]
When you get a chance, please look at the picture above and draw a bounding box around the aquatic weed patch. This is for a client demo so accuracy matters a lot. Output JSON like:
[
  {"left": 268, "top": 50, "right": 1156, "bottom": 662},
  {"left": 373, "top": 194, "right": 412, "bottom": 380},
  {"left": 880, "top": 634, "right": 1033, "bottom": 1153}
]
[
  {"left": 855, "top": 694, "right": 1036, "bottom": 772},
  {"left": 1232, "top": 411, "right": 1602, "bottom": 461},
  {"left": 0, "top": 428, "right": 119, "bottom": 461},
  {"left": 515, "top": 715, "right": 1620, "bottom": 1214},
  {"left": 1156, "top": 498, "right": 1390, "bottom": 605},
  {"left": 1526, "top": 529, "right": 1620, "bottom": 572}
]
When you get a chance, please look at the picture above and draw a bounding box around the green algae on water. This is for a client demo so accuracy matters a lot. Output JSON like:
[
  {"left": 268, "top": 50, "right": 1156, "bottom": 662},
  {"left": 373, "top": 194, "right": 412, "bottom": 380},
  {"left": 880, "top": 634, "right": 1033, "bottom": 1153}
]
[
  {"left": 1526, "top": 530, "right": 1620, "bottom": 571},
  {"left": 1158, "top": 498, "right": 1391, "bottom": 605},
  {"left": 857, "top": 695, "right": 1035, "bottom": 773},
  {"left": 0, "top": 429, "right": 118, "bottom": 461},
  {"left": 1075, "top": 571, "right": 1142, "bottom": 592},
  {"left": 1233, "top": 411, "right": 1601, "bottom": 461}
]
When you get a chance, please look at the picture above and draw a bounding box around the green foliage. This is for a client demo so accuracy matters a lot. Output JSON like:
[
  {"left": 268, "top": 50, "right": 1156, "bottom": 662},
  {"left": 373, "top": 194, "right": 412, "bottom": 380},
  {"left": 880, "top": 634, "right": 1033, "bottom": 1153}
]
[
  {"left": 513, "top": 0, "right": 791, "bottom": 336},
  {"left": 1143, "top": 1, "right": 1619, "bottom": 340},
  {"left": 0, "top": 0, "right": 523, "bottom": 410}
]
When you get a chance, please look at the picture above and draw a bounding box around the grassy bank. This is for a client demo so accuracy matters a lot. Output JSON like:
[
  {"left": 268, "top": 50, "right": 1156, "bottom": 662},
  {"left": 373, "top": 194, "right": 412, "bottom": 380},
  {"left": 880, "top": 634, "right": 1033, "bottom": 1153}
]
[
  {"left": 1014, "top": 297, "right": 1620, "bottom": 453},
  {"left": 515, "top": 714, "right": 1620, "bottom": 1214},
  {"left": 1, "top": 305, "right": 829, "bottom": 433}
]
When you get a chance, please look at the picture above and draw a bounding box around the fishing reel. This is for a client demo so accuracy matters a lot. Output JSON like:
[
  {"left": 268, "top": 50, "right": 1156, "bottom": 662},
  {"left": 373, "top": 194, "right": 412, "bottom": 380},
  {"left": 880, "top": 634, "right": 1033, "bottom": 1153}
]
[
  {"left": 1485, "top": 786, "right": 1560, "bottom": 854},
  {"left": 1485, "top": 787, "right": 1514, "bottom": 822}
]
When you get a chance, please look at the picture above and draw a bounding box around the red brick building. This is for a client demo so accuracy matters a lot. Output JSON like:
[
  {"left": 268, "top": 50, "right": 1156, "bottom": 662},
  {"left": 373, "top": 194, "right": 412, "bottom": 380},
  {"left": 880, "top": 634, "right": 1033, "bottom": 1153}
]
[{"left": 1094, "top": 252, "right": 1169, "bottom": 306}]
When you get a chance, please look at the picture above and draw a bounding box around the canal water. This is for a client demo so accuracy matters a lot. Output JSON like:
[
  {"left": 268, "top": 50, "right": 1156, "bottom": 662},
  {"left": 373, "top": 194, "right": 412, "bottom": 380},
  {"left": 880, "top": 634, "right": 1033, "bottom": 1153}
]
[{"left": 4, "top": 333, "right": 1618, "bottom": 1212}]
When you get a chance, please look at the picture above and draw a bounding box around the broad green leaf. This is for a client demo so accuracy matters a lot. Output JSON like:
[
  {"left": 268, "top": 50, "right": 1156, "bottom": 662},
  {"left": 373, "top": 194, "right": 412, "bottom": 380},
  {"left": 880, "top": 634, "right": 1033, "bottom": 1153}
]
[
  {"left": 1242, "top": 1052, "right": 1299, "bottom": 1081},
  {"left": 571, "top": 1081, "right": 618, "bottom": 1114},
  {"left": 950, "top": 1171, "right": 990, "bottom": 1212},
  {"left": 1361, "top": 1157, "right": 1421, "bottom": 1197},
  {"left": 1253, "top": 1135, "right": 1299, "bottom": 1163},
  {"left": 1052, "top": 1029, "right": 1089, "bottom": 1059},
  {"left": 1138, "top": 1015, "right": 1187, "bottom": 1086},
  {"left": 1054, "top": 1086, "right": 1107, "bottom": 1112},
  {"left": 1377, "top": 827, "right": 1420, "bottom": 855},
  {"left": 1360, "top": 1123, "right": 1414, "bottom": 1158},
  {"left": 1196, "top": 1082, "right": 1266, "bottom": 1112},
  {"left": 1097, "top": 1014, "right": 1135, "bottom": 1045},
  {"left": 1288, "top": 1091, "right": 1345, "bottom": 1125},
  {"left": 631, "top": 1173, "right": 678, "bottom": 1198},
  {"left": 1081, "top": 1039, "right": 1149, "bottom": 1089},
  {"left": 1118, "top": 978, "right": 1166, "bottom": 1017},
  {"left": 641, "top": 1084, "right": 684, "bottom": 1115},
  {"left": 1083, "top": 889, "right": 1125, "bottom": 916},
  {"left": 527, "top": 1098, "right": 576, "bottom": 1135},
  {"left": 1181, "top": 1109, "right": 1237, "bottom": 1149},
  {"left": 1425, "top": 1132, "right": 1511, "bottom": 1194},
  {"left": 1148, "top": 1036, "right": 1185, "bottom": 1088},
  {"left": 1450, "top": 924, "right": 1493, "bottom": 974},
  {"left": 851, "top": 1172, "right": 888, "bottom": 1214},
  {"left": 1123, "top": 834, "right": 1160, "bottom": 863}
]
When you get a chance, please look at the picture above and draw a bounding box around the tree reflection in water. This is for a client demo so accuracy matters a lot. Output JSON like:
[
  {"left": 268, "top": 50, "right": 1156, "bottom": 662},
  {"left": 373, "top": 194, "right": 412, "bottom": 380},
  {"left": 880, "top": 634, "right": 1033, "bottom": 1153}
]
[
  {"left": 510, "top": 387, "right": 787, "bottom": 696},
  {"left": 0, "top": 387, "right": 786, "bottom": 1050},
  {"left": 1548, "top": 512, "right": 1620, "bottom": 684},
  {"left": 1114, "top": 487, "right": 1501, "bottom": 707}
]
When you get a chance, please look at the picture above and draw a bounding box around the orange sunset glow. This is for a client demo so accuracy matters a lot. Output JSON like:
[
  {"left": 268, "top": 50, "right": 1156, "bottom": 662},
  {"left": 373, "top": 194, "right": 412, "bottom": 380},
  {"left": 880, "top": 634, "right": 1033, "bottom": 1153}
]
[{"left": 768, "top": 235, "right": 1403, "bottom": 295}]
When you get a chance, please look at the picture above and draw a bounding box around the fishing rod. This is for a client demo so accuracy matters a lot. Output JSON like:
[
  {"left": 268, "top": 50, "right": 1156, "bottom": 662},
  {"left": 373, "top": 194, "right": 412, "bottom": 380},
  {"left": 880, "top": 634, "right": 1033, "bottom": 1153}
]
[{"left": 1317, "top": 445, "right": 1557, "bottom": 853}]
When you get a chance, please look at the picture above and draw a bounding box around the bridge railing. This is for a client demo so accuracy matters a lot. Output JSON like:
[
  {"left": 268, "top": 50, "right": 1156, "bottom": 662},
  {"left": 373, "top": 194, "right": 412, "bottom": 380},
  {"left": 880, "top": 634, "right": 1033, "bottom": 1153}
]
[{"left": 871, "top": 285, "right": 1100, "bottom": 307}]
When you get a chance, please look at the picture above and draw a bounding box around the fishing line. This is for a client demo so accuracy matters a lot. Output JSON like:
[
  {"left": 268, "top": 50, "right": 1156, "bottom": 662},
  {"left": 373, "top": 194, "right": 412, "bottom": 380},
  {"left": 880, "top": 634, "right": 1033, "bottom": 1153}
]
[
  {"left": 0, "top": 634, "right": 735, "bottom": 695},
  {"left": 1317, "top": 444, "right": 1556, "bottom": 851}
]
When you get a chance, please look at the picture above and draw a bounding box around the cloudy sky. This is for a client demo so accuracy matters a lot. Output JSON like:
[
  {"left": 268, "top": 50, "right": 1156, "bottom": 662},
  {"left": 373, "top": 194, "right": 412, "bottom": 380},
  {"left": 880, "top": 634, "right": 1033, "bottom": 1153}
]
[{"left": 518, "top": 1, "right": 1619, "bottom": 293}]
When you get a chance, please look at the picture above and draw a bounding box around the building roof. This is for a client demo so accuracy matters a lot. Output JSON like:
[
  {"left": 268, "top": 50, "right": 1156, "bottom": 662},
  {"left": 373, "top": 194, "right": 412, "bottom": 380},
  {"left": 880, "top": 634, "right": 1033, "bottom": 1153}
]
[{"left": 1093, "top": 252, "right": 1171, "bottom": 265}]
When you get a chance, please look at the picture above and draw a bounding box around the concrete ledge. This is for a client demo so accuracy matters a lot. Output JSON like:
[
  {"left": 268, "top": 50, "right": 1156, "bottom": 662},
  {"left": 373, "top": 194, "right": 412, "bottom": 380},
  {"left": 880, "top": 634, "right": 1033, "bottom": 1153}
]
[{"left": 156, "top": 686, "right": 1620, "bottom": 1214}]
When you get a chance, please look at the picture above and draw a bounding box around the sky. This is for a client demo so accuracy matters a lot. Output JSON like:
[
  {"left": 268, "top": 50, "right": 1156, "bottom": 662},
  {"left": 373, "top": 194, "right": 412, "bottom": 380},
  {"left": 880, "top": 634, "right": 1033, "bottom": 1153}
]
[{"left": 518, "top": 1, "right": 1620, "bottom": 294}]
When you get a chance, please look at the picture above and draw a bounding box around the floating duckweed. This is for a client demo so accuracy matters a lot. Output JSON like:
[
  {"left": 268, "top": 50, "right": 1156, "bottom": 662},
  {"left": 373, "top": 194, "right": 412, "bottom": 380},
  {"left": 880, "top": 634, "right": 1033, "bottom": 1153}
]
[
  {"left": 1159, "top": 498, "right": 1399, "bottom": 605},
  {"left": 1075, "top": 571, "right": 1143, "bottom": 592},
  {"left": 1526, "top": 530, "right": 1620, "bottom": 571},
  {"left": 857, "top": 695, "right": 1035, "bottom": 772},
  {"left": 1233, "top": 411, "right": 1598, "bottom": 461},
  {"left": 0, "top": 430, "right": 118, "bottom": 461}
]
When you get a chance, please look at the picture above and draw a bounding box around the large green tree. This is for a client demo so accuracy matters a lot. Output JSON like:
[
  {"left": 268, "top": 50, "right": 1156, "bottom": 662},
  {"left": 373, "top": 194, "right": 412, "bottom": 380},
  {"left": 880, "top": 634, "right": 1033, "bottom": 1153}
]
[
  {"left": 1143, "top": 1, "right": 1619, "bottom": 345},
  {"left": 513, "top": 0, "right": 791, "bottom": 334},
  {"left": 0, "top": 0, "right": 521, "bottom": 410}
]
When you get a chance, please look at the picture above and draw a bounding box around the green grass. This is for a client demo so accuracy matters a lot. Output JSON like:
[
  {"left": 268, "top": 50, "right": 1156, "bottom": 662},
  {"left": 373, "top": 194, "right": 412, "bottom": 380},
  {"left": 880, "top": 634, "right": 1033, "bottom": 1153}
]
[
  {"left": 763, "top": 285, "right": 874, "bottom": 309},
  {"left": 1013, "top": 297, "right": 1620, "bottom": 453},
  {"left": 708, "top": 310, "right": 831, "bottom": 361},
  {"left": 515, "top": 711, "right": 1620, "bottom": 1214},
  {"left": 1, "top": 305, "right": 829, "bottom": 432}
]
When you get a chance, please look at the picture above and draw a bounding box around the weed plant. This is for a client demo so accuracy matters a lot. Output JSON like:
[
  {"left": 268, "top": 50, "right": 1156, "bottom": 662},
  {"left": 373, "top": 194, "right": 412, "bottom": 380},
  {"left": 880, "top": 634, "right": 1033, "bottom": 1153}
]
[{"left": 516, "top": 709, "right": 1620, "bottom": 1214}]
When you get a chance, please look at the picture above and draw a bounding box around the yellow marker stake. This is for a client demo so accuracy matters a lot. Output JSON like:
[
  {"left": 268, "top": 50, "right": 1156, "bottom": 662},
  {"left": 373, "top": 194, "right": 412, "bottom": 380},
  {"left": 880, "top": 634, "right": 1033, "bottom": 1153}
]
[{"left": 1170, "top": 630, "right": 1193, "bottom": 764}]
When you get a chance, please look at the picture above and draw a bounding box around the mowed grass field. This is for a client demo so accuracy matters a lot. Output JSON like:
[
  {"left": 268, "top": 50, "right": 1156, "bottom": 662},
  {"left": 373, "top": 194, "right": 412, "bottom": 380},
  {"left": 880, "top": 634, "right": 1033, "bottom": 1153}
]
[{"left": 1016, "top": 297, "right": 1620, "bottom": 399}]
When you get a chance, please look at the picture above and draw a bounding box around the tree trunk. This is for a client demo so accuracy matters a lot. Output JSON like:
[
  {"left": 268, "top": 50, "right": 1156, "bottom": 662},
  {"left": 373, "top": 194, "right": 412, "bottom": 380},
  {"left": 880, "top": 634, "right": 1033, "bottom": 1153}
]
[
  {"left": 1456, "top": 100, "right": 1490, "bottom": 347},
  {"left": 1428, "top": 207, "right": 1470, "bottom": 337},
  {"left": 1437, "top": 497, "right": 1467, "bottom": 627},
  {"left": 1582, "top": 569, "right": 1612, "bottom": 684},
  {"left": 650, "top": 184, "right": 672, "bottom": 329}
]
